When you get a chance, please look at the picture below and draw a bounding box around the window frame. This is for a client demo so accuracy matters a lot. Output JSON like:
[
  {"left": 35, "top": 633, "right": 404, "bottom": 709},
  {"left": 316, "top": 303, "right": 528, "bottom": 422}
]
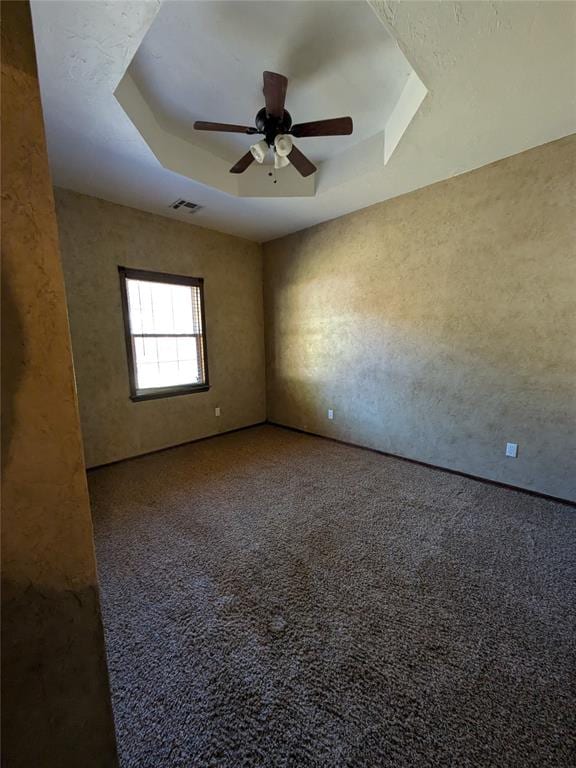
[{"left": 118, "top": 266, "right": 210, "bottom": 402}]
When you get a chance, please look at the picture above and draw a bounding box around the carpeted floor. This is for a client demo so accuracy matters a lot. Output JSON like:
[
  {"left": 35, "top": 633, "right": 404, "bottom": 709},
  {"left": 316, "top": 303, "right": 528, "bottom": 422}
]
[{"left": 89, "top": 425, "right": 576, "bottom": 768}]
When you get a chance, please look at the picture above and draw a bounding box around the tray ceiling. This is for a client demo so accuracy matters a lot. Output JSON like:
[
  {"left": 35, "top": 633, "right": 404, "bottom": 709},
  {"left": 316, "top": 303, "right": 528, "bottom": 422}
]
[{"left": 31, "top": 1, "right": 576, "bottom": 241}]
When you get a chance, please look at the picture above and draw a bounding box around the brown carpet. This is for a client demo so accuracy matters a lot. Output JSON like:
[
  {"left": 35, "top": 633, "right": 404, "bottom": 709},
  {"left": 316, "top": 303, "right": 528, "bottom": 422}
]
[{"left": 89, "top": 425, "right": 576, "bottom": 768}]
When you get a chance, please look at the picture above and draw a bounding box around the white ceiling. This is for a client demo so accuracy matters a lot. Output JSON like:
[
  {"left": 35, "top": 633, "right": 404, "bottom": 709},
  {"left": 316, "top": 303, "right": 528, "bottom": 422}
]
[
  {"left": 32, "top": 0, "right": 576, "bottom": 242},
  {"left": 130, "top": 1, "right": 411, "bottom": 164},
  {"left": 115, "top": 1, "right": 425, "bottom": 199}
]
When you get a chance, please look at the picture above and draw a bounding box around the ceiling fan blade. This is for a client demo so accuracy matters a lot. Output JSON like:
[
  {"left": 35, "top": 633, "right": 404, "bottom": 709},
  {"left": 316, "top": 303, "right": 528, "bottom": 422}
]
[
  {"left": 229, "top": 151, "right": 255, "bottom": 174},
  {"left": 291, "top": 117, "right": 353, "bottom": 138},
  {"left": 263, "top": 71, "right": 288, "bottom": 119},
  {"left": 194, "top": 121, "right": 258, "bottom": 134},
  {"left": 288, "top": 145, "right": 317, "bottom": 178}
]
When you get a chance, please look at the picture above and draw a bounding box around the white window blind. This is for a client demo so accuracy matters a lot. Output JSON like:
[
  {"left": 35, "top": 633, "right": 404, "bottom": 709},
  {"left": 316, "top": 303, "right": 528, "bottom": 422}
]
[{"left": 119, "top": 268, "right": 208, "bottom": 399}]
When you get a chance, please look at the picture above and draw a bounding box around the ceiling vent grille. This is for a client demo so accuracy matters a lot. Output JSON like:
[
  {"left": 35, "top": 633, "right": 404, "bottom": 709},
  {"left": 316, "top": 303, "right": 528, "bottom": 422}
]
[{"left": 170, "top": 199, "right": 202, "bottom": 213}]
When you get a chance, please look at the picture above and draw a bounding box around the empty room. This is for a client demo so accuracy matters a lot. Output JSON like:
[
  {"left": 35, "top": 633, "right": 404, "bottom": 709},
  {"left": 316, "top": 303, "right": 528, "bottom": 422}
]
[{"left": 2, "top": 1, "right": 575, "bottom": 766}]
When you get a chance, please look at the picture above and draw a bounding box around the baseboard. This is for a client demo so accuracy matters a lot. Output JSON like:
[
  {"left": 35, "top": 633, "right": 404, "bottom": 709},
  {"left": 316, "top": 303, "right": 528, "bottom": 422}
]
[
  {"left": 267, "top": 421, "right": 576, "bottom": 508},
  {"left": 87, "top": 421, "right": 267, "bottom": 471},
  {"left": 88, "top": 418, "right": 575, "bottom": 507}
]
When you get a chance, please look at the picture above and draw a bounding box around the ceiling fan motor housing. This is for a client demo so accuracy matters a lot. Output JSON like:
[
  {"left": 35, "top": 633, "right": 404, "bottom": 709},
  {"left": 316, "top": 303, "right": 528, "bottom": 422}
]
[
  {"left": 256, "top": 107, "right": 292, "bottom": 146},
  {"left": 194, "top": 72, "right": 352, "bottom": 176}
]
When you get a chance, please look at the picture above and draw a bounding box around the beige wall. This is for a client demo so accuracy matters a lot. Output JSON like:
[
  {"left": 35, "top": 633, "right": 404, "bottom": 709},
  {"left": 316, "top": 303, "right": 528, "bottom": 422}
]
[
  {"left": 54, "top": 139, "right": 575, "bottom": 499},
  {"left": 264, "top": 136, "right": 576, "bottom": 502},
  {"left": 55, "top": 190, "right": 266, "bottom": 468},
  {"left": 1, "top": 3, "right": 118, "bottom": 765}
]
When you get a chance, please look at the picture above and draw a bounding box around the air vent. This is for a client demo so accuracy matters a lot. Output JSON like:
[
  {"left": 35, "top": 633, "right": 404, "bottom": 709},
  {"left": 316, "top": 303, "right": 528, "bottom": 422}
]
[{"left": 170, "top": 199, "right": 202, "bottom": 213}]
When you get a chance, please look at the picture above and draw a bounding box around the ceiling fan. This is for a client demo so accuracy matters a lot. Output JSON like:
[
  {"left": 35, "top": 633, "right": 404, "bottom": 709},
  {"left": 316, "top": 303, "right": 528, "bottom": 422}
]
[{"left": 194, "top": 71, "right": 353, "bottom": 177}]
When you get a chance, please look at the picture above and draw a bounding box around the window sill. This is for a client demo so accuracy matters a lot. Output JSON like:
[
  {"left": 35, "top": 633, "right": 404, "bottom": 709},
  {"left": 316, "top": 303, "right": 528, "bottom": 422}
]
[{"left": 130, "top": 384, "right": 210, "bottom": 402}]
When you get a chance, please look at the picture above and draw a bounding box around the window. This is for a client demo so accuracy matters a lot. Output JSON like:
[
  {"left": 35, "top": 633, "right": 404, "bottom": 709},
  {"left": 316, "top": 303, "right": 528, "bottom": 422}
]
[{"left": 119, "top": 267, "right": 209, "bottom": 401}]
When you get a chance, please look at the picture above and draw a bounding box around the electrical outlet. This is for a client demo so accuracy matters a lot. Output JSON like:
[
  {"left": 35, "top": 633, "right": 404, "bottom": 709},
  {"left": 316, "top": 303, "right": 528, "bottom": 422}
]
[
  {"left": 215, "top": 407, "right": 221, "bottom": 417},
  {"left": 327, "top": 409, "right": 334, "bottom": 420},
  {"left": 505, "top": 442, "right": 518, "bottom": 458}
]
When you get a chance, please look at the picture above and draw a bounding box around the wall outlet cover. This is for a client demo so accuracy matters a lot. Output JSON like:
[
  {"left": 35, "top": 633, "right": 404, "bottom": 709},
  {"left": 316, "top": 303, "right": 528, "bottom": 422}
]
[
  {"left": 327, "top": 409, "right": 334, "bottom": 420},
  {"left": 215, "top": 407, "right": 221, "bottom": 417},
  {"left": 505, "top": 442, "right": 518, "bottom": 458}
]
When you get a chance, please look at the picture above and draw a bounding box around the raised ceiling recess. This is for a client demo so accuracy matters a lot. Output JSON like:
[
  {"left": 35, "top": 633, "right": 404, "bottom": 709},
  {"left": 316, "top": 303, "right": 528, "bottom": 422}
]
[{"left": 115, "top": 0, "right": 426, "bottom": 198}]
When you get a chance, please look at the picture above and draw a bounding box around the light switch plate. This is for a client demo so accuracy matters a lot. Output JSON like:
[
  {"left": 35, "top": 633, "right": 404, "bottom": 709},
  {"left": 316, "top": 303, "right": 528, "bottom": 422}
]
[
  {"left": 505, "top": 442, "right": 518, "bottom": 458},
  {"left": 215, "top": 407, "right": 221, "bottom": 417},
  {"left": 327, "top": 409, "right": 334, "bottom": 420}
]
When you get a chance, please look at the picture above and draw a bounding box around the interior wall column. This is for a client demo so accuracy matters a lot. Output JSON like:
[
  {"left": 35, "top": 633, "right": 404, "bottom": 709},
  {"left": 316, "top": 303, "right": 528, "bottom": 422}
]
[{"left": 1, "top": 2, "right": 118, "bottom": 764}]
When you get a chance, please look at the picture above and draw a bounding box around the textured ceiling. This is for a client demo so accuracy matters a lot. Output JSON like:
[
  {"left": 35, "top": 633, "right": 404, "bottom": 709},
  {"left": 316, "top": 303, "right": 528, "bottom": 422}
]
[
  {"left": 32, "top": 1, "right": 576, "bottom": 242},
  {"left": 129, "top": 1, "right": 412, "bottom": 163},
  {"left": 116, "top": 1, "right": 425, "bottom": 199}
]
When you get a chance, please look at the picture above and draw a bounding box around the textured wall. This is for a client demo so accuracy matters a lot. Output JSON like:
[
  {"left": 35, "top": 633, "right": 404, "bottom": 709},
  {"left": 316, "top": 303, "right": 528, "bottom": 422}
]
[
  {"left": 1, "top": 3, "right": 118, "bottom": 766},
  {"left": 264, "top": 136, "right": 576, "bottom": 502},
  {"left": 55, "top": 190, "right": 265, "bottom": 467}
]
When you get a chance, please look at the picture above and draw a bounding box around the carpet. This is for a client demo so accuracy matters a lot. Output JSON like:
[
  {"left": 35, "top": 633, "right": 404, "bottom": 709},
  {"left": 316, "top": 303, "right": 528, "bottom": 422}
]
[{"left": 89, "top": 425, "right": 576, "bottom": 768}]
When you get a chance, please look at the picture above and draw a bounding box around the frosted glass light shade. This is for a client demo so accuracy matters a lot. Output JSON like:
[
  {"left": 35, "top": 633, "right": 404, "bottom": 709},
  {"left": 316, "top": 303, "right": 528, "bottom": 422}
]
[
  {"left": 250, "top": 140, "right": 268, "bottom": 164},
  {"left": 274, "top": 153, "right": 290, "bottom": 169},
  {"left": 274, "top": 134, "right": 293, "bottom": 157}
]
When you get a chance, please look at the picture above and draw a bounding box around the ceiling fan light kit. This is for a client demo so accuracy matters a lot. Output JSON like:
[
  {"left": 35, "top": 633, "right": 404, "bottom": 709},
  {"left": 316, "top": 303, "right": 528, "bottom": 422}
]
[
  {"left": 274, "top": 134, "right": 293, "bottom": 157},
  {"left": 274, "top": 153, "right": 290, "bottom": 170},
  {"left": 250, "top": 139, "right": 269, "bottom": 164},
  {"left": 193, "top": 71, "right": 353, "bottom": 178}
]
